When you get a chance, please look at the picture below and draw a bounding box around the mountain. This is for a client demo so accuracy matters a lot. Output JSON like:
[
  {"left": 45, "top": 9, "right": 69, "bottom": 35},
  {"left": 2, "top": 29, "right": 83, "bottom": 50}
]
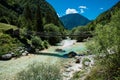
[
  {"left": 0, "top": 0, "right": 65, "bottom": 43},
  {"left": 0, "top": 0, "right": 64, "bottom": 29},
  {"left": 60, "top": 13, "right": 90, "bottom": 29},
  {"left": 70, "top": 1, "right": 120, "bottom": 42},
  {"left": 86, "top": 1, "right": 120, "bottom": 31},
  {"left": 0, "top": 0, "right": 65, "bottom": 57}
]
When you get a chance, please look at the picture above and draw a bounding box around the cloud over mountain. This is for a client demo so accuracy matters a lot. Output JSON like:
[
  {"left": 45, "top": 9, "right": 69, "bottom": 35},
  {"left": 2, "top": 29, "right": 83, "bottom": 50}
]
[
  {"left": 79, "top": 6, "right": 87, "bottom": 9},
  {"left": 66, "top": 8, "right": 78, "bottom": 14},
  {"left": 79, "top": 6, "right": 87, "bottom": 14}
]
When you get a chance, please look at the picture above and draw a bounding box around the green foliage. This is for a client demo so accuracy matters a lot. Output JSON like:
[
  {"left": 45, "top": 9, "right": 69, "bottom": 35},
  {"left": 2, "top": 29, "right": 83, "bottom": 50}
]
[
  {"left": 85, "top": 1, "right": 120, "bottom": 31},
  {"left": 0, "top": 1, "right": 20, "bottom": 25},
  {"left": 43, "top": 40, "right": 50, "bottom": 49},
  {"left": 44, "top": 23, "right": 62, "bottom": 45},
  {"left": 22, "top": 4, "right": 33, "bottom": 30},
  {"left": 82, "top": 58, "right": 91, "bottom": 67},
  {"left": 16, "top": 62, "right": 62, "bottom": 80},
  {"left": 34, "top": 3, "right": 43, "bottom": 32},
  {"left": 0, "top": 0, "right": 64, "bottom": 30},
  {"left": 0, "top": 33, "right": 21, "bottom": 56},
  {"left": 91, "top": 12, "right": 120, "bottom": 55},
  {"left": 72, "top": 70, "right": 86, "bottom": 80},
  {"left": 44, "top": 23, "right": 60, "bottom": 32},
  {"left": 0, "top": 22, "right": 17, "bottom": 32},
  {"left": 31, "top": 36, "right": 44, "bottom": 50},
  {"left": 85, "top": 65, "right": 107, "bottom": 80},
  {"left": 0, "top": 0, "right": 65, "bottom": 49},
  {"left": 19, "top": 27, "right": 27, "bottom": 38},
  {"left": 70, "top": 26, "right": 92, "bottom": 42},
  {"left": 85, "top": 10, "right": 120, "bottom": 80}
]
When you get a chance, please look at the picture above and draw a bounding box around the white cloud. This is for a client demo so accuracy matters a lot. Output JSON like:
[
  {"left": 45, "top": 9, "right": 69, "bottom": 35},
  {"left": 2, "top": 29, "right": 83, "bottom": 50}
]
[
  {"left": 100, "top": 8, "right": 104, "bottom": 10},
  {"left": 80, "top": 9, "right": 84, "bottom": 14},
  {"left": 79, "top": 6, "right": 87, "bottom": 14},
  {"left": 57, "top": 13, "right": 60, "bottom": 17},
  {"left": 66, "top": 8, "right": 78, "bottom": 14},
  {"left": 79, "top": 6, "right": 87, "bottom": 9}
]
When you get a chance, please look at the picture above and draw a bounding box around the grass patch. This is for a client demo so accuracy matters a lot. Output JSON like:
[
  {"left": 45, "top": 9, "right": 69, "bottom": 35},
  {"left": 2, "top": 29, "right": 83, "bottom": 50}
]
[
  {"left": 72, "top": 70, "right": 86, "bottom": 80},
  {"left": 85, "top": 60, "right": 120, "bottom": 80},
  {"left": 82, "top": 58, "right": 91, "bottom": 67},
  {"left": 0, "top": 33, "right": 22, "bottom": 56},
  {"left": 84, "top": 65, "right": 106, "bottom": 80},
  {"left": 0, "top": 23, "right": 17, "bottom": 32},
  {"left": 16, "top": 62, "right": 62, "bottom": 80}
]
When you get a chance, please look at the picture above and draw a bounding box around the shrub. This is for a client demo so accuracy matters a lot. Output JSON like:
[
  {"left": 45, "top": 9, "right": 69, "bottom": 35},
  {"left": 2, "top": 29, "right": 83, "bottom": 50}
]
[
  {"left": 16, "top": 63, "right": 62, "bottom": 80},
  {"left": 0, "top": 33, "right": 22, "bottom": 56},
  {"left": 31, "top": 36, "right": 44, "bottom": 50},
  {"left": 85, "top": 65, "right": 106, "bottom": 80},
  {"left": 70, "top": 26, "right": 92, "bottom": 42},
  {"left": 82, "top": 58, "right": 91, "bottom": 67},
  {"left": 72, "top": 70, "right": 86, "bottom": 80},
  {"left": 85, "top": 11, "right": 120, "bottom": 80},
  {"left": 43, "top": 40, "right": 50, "bottom": 49},
  {"left": 44, "top": 23, "right": 62, "bottom": 45}
]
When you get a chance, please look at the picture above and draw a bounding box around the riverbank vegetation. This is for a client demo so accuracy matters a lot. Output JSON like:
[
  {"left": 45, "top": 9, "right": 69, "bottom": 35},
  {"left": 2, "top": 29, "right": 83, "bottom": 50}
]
[
  {"left": 0, "top": 33, "right": 22, "bottom": 56},
  {"left": 84, "top": 7, "right": 120, "bottom": 80},
  {"left": 0, "top": 0, "right": 66, "bottom": 58},
  {"left": 0, "top": 0, "right": 120, "bottom": 80},
  {"left": 16, "top": 62, "right": 62, "bottom": 80},
  {"left": 71, "top": 2, "right": 120, "bottom": 80}
]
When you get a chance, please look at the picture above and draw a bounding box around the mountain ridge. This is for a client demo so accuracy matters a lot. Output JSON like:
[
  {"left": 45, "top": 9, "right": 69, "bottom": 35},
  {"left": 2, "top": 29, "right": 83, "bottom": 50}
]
[
  {"left": 60, "top": 13, "right": 90, "bottom": 29},
  {"left": 86, "top": 1, "right": 120, "bottom": 30},
  {"left": 0, "top": 0, "right": 64, "bottom": 28}
]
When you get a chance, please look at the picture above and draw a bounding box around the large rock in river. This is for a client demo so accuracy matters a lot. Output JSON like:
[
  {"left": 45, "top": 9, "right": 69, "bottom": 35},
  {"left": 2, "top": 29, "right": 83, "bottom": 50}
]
[
  {"left": 64, "top": 51, "right": 77, "bottom": 58},
  {"left": 0, "top": 53, "right": 12, "bottom": 60},
  {"left": 55, "top": 48, "right": 66, "bottom": 52}
]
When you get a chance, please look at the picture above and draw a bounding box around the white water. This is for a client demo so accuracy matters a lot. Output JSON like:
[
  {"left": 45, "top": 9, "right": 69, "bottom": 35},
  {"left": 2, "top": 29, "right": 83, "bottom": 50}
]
[{"left": 61, "top": 38, "right": 77, "bottom": 48}]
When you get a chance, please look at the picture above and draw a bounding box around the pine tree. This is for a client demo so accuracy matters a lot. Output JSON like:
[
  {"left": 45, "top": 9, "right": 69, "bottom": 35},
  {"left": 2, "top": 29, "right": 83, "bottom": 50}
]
[
  {"left": 34, "top": 3, "right": 43, "bottom": 32},
  {"left": 23, "top": 4, "right": 33, "bottom": 30}
]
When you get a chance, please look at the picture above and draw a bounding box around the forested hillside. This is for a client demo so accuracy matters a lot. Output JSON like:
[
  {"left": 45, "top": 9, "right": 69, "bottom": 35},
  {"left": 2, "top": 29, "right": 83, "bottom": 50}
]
[
  {"left": 71, "top": 1, "right": 120, "bottom": 80},
  {"left": 70, "top": 1, "right": 120, "bottom": 42},
  {"left": 60, "top": 13, "right": 90, "bottom": 29},
  {"left": 0, "top": 0, "right": 64, "bottom": 29},
  {"left": 85, "top": 6, "right": 120, "bottom": 80},
  {"left": 86, "top": 1, "right": 120, "bottom": 31},
  {"left": 0, "top": 0, "right": 120, "bottom": 80},
  {"left": 0, "top": 0, "right": 65, "bottom": 58}
]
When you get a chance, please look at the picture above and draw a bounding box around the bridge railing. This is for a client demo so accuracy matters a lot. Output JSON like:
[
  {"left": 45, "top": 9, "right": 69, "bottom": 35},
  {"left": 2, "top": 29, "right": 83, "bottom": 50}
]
[{"left": 25, "top": 31, "right": 92, "bottom": 37}]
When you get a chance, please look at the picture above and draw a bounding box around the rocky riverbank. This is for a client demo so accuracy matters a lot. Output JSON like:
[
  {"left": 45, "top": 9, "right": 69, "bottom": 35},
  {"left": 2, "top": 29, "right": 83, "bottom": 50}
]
[{"left": 61, "top": 55, "right": 95, "bottom": 80}]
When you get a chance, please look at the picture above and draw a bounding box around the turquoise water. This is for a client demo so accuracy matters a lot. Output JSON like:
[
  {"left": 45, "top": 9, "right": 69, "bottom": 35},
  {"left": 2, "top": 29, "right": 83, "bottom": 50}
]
[
  {"left": 63, "top": 44, "right": 86, "bottom": 52},
  {"left": 57, "top": 43, "right": 86, "bottom": 56},
  {"left": 40, "top": 43, "right": 86, "bottom": 58}
]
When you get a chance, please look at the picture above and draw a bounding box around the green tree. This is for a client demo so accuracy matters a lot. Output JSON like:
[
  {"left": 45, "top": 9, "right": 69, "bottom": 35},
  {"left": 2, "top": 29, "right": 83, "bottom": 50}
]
[
  {"left": 70, "top": 26, "right": 91, "bottom": 42},
  {"left": 0, "top": 33, "right": 22, "bottom": 56},
  {"left": 34, "top": 3, "right": 43, "bottom": 32},
  {"left": 31, "top": 36, "right": 44, "bottom": 50},
  {"left": 23, "top": 4, "right": 33, "bottom": 30},
  {"left": 86, "top": 11, "right": 120, "bottom": 80},
  {"left": 44, "top": 23, "right": 61, "bottom": 45}
]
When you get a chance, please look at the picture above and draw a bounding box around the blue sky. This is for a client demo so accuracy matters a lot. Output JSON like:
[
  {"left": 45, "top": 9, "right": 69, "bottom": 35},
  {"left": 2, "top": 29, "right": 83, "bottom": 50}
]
[{"left": 46, "top": 0, "right": 119, "bottom": 20}]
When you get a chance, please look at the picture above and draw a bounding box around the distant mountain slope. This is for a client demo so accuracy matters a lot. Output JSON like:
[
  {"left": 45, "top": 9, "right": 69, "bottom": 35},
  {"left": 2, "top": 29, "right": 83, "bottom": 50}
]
[
  {"left": 70, "top": 1, "right": 120, "bottom": 42},
  {"left": 86, "top": 1, "right": 120, "bottom": 30},
  {"left": 0, "top": 0, "right": 65, "bottom": 55},
  {"left": 60, "top": 13, "right": 90, "bottom": 29}
]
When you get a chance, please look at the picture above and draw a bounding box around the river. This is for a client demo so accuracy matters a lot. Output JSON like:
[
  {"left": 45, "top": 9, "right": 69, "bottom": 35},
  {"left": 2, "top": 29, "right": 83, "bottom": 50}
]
[{"left": 0, "top": 39, "right": 86, "bottom": 80}]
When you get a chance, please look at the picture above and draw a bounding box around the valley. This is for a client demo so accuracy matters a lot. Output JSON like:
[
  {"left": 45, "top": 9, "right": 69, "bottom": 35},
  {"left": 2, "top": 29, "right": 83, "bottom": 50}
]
[
  {"left": 0, "top": 0, "right": 120, "bottom": 80},
  {"left": 0, "top": 41, "right": 86, "bottom": 80}
]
